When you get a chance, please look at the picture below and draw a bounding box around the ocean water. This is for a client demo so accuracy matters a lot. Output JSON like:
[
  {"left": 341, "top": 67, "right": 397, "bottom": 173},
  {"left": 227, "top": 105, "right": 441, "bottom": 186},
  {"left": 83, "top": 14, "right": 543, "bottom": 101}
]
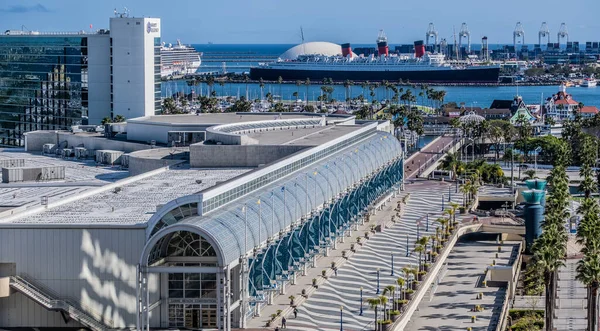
[
  {"left": 162, "top": 80, "right": 600, "bottom": 108},
  {"left": 162, "top": 44, "right": 600, "bottom": 107}
]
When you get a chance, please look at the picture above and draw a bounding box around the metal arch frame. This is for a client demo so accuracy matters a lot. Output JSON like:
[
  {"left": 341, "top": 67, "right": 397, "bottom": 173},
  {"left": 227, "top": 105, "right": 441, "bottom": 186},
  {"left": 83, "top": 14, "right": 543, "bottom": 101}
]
[
  {"left": 262, "top": 191, "right": 285, "bottom": 236},
  {"left": 145, "top": 194, "right": 201, "bottom": 240},
  {"left": 308, "top": 170, "right": 327, "bottom": 209},
  {"left": 245, "top": 202, "right": 268, "bottom": 249},
  {"left": 345, "top": 151, "right": 363, "bottom": 181}
]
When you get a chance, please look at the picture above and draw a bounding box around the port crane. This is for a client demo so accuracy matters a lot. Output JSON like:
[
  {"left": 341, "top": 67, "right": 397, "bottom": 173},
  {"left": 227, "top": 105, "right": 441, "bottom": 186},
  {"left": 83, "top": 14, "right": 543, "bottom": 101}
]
[
  {"left": 426, "top": 23, "right": 439, "bottom": 53},
  {"left": 538, "top": 22, "right": 550, "bottom": 46},
  {"left": 513, "top": 22, "right": 525, "bottom": 53},
  {"left": 458, "top": 23, "right": 471, "bottom": 54},
  {"left": 557, "top": 23, "right": 569, "bottom": 45}
]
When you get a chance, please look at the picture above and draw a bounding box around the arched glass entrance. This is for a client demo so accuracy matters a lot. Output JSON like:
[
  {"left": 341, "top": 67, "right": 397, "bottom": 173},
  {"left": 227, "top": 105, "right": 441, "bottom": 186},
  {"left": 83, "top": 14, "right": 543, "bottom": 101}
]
[{"left": 143, "top": 230, "right": 222, "bottom": 330}]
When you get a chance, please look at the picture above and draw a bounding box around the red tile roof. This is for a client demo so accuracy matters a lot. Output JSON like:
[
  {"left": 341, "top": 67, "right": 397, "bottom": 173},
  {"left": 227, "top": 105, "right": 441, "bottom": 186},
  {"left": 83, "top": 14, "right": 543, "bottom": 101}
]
[
  {"left": 554, "top": 99, "right": 579, "bottom": 105},
  {"left": 580, "top": 106, "right": 599, "bottom": 114}
]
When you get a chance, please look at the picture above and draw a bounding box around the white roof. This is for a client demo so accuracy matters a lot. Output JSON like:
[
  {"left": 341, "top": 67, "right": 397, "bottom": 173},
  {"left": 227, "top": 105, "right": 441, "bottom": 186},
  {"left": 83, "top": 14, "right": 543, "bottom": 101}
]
[{"left": 280, "top": 42, "right": 357, "bottom": 60}]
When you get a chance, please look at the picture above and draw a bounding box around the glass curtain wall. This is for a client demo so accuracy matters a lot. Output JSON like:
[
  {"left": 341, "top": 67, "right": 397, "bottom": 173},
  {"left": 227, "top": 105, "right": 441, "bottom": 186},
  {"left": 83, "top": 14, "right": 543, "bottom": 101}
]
[{"left": 0, "top": 36, "right": 88, "bottom": 146}]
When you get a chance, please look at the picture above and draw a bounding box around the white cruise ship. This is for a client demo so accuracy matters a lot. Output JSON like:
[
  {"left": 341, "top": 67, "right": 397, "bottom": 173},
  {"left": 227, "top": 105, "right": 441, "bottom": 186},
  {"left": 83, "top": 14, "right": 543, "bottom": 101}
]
[{"left": 161, "top": 40, "right": 201, "bottom": 77}]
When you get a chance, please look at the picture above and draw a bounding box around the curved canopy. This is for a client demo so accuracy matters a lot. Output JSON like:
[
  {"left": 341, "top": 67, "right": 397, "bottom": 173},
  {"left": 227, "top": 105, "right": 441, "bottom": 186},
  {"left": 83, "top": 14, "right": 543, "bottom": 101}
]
[{"left": 144, "top": 132, "right": 402, "bottom": 266}]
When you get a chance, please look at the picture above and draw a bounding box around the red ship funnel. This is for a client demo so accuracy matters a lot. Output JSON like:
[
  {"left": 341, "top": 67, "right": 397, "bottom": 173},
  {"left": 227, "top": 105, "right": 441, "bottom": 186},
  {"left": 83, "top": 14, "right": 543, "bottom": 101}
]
[
  {"left": 377, "top": 41, "right": 389, "bottom": 57},
  {"left": 342, "top": 43, "right": 352, "bottom": 57},
  {"left": 414, "top": 40, "right": 425, "bottom": 58}
]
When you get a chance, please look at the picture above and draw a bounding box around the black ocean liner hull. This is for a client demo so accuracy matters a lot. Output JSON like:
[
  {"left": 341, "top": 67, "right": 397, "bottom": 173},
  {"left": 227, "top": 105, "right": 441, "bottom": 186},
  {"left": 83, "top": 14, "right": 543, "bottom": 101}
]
[{"left": 250, "top": 66, "right": 500, "bottom": 83}]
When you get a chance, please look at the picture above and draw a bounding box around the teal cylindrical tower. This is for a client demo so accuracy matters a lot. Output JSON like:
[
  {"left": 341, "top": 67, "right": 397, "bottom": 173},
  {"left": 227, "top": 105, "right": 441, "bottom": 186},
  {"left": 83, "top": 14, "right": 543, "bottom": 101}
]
[
  {"left": 525, "top": 179, "right": 547, "bottom": 208},
  {"left": 522, "top": 189, "right": 545, "bottom": 254}
]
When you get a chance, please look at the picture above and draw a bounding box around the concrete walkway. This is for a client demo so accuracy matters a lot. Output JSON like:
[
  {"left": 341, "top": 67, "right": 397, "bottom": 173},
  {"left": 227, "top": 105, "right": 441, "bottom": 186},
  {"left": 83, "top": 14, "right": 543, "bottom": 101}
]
[
  {"left": 404, "top": 136, "right": 459, "bottom": 179},
  {"left": 554, "top": 259, "right": 587, "bottom": 331},
  {"left": 404, "top": 237, "right": 518, "bottom": 331}
]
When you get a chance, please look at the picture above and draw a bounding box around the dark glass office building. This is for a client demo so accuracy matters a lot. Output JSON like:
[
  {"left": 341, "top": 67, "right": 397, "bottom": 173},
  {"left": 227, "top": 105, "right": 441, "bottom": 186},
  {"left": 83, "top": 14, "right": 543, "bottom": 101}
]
[{"left": 0, "top": 36, "right": 89, "bottom": 147}]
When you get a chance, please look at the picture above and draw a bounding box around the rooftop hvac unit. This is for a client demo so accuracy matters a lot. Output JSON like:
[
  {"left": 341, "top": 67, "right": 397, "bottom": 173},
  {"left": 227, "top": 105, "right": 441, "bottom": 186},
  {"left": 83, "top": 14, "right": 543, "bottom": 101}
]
[
  {"left": 0, "top": 159, "right": 25, "bottom": 168},
  {"left": 74, "top": 147, "right": 88, "bottom": 159},
  {"left": 62, "top": 148, "right": 73, "bottom": 158},
  {"left": 120, "top": 154, "right": 130, "bottom": 169},
  {"left": 95, "top": 150, "right": 124, "bottom": 165},
  {"left": 42, "top": 143, "right": 55, "bottom": 154}
]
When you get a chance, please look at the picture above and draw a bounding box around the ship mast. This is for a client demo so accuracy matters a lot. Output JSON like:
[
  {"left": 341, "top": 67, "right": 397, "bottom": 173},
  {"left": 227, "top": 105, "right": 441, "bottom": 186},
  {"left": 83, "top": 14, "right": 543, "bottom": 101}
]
[{"left": 300, "top": 26, "right": 306, "bottom": 55}]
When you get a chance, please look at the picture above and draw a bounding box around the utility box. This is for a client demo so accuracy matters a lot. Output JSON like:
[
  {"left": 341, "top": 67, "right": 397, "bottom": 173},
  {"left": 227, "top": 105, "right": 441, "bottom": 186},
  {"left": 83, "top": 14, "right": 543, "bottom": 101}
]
[
  {"left": 95, "top": 150, "right": 124, "bottom": 165},
  {"left": 74, "top": 147, "right": 88, "bottom": 159},
  {"left": 2, "top": 166, "right": 66, "bottom": 183},
  {"left": 0, "top": 159, "right": 25, "bottom": 168}
]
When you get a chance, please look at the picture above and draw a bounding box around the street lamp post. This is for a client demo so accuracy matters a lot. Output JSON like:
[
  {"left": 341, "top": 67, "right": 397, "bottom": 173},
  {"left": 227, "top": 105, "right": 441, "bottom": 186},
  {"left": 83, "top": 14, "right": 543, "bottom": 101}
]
[
  {"left": 448, "top": 186, "right": 452, "bottom": 202},
  {"left": 340, "top": 306, "right": 343, "bottom": 331},
  {"left": 376, "top": 268, "right": 380, "bottom": 294},
  {"left": 391, "top": 254, "right": 394, "bottom": 276},
  {"left": 406, "top": 235, "right": 410, "bottom": 256},
  {"left": 359, "top": 287, "right": 363, "bottom": 315},
  {"left": 426, "top": 213, "right": 429, "bottom": 232},
  {"left": 441, "top": 194, "right": 445, "bottom": 211}
]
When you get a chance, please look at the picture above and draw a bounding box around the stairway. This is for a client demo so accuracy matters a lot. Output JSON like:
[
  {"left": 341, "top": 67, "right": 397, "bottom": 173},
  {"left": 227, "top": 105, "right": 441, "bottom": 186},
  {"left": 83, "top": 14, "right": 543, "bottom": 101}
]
[
  {"left": 9, "top": 275, "right": 112, "bottom": 331},
  {"left": 553, "top": 259, "right": 587, "bottom": 331}
]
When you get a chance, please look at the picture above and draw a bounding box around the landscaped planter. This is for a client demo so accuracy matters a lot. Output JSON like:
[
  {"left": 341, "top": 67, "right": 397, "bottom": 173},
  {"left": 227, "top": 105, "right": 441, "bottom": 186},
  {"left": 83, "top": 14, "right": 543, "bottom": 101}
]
[
  {"left": 377, "top": 320, "right": 393, "bottom": 331},
  {"left": 394, "top": 299, "right": 408, "bottom": 311}
]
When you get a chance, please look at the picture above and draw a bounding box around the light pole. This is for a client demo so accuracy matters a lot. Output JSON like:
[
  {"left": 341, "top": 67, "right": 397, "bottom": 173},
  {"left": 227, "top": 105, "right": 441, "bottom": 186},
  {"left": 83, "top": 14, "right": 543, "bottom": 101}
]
[
  {"left": 426, "top": 213, "right": 429, "bottom": 232},
  {"left": 448, "top": 186, "right": 452, "bottom": 202},
  {"left": 406, "top": 235, "right": 410, "bottom": 256},
  {"left": 391, "top": 254, "right": 395, "bottom": 276},
  {"left": 359, "top": 287, "right": 363, "bottom": 315},
  {"left": 376, "top": 268, "right": 380, "bottom": 294},
  {"left": 441, "top": 194, "right": 445, "bottom": 211},
  {"left": 340, "top": 306, "right": 343, "bottom": 331}
]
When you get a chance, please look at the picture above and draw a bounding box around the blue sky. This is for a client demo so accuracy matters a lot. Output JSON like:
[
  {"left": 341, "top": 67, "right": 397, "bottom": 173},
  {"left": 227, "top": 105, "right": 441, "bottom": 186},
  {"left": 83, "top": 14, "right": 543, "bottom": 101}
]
[{"left": 1, "top": 0, "right": 598, "bottom": 44}]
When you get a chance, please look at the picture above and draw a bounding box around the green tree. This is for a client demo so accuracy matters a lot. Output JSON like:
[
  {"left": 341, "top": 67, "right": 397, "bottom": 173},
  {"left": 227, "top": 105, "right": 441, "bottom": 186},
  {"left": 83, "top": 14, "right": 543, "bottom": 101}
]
[
  {"left": 101, "top": 117, "right": 112, "bottom": 125},
  {"left": 113, "top": 115, "right": 126, "bottom": 123}
]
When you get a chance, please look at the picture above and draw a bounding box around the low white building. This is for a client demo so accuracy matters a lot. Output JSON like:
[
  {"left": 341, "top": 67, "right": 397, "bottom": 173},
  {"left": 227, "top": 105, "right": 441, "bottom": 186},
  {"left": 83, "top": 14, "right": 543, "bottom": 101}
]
[{"left": 544, "top": 84, "right": 598, "bottom": 120}]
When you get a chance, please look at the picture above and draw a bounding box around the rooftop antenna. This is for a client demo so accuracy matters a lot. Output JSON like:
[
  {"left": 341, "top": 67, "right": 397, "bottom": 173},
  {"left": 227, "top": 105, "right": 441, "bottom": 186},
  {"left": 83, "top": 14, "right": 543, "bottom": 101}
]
[
  {"left": 426, "top": 23, "right": 439, "bottom": 53},
  {"left": 538, "top": 22, "right": 550, "bottom": 46},
  {"left": 557, "top": 23, "right": 569, "bottom": 45},
  {"left": 513, "top": 22, "right": 525, "bottom": 53},
  {"left": 458, "top": 23, "right": 471, "bottom": 54}
]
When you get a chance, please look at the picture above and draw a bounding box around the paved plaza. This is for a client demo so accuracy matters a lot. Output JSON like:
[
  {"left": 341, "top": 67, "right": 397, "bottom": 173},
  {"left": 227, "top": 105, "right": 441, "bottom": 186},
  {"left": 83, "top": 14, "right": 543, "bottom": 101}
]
[
  {"left": 405, "top": 237, "right": 518, "bottom": 331},
  {"left": 246, "top": 180, "right": 464, "bottom": 330}
]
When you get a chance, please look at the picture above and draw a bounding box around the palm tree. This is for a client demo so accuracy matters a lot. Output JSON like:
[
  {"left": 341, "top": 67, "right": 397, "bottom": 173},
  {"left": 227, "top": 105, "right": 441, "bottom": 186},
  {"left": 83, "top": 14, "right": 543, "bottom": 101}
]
[
  {"left": 436, "top": 217, "right": 449, "bottom": 238},
  {"left": 295, "top": 80, "right": 302, "bottom": 101},
  {"left": 383, "top": 285, "right": 396, "bottom": 317},
  {"left": 523, "top": 169, "right": 537, "bottom": 180},
  {"left": 378, "top": 295, "right": 389, "bottom": 321},
  {"left": 277, "top": 76, "right": 283, "bottom": 103},
  {"left": 366, "top": 297, "right": 381, "bottom": 327},
  {"left": 441, "top": 152, "right": 462, "bottom": 180},
  {"left": 305, "top": 78, "right": 311, "bottom": 105},
  {"left": 396, "top": 277, "right": 406, "bottom": 300},
  {"left": 577, "top": 254, "right": 600, "bottom": 331},
  {"left": 532, "top": 227, "right": 565, "bottom": 331},
  {"left": 259, "top": 78, "right": 265, "bottom": 100},
  {"left": 414, "top": 244, "right": 425, "bottom": 272}
]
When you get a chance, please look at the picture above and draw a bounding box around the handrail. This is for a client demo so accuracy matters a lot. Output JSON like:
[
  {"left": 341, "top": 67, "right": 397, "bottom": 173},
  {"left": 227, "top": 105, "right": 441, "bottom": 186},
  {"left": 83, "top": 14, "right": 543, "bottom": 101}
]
[{"left": 9, "top": 274, "right": 113, "bottom": 330}]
